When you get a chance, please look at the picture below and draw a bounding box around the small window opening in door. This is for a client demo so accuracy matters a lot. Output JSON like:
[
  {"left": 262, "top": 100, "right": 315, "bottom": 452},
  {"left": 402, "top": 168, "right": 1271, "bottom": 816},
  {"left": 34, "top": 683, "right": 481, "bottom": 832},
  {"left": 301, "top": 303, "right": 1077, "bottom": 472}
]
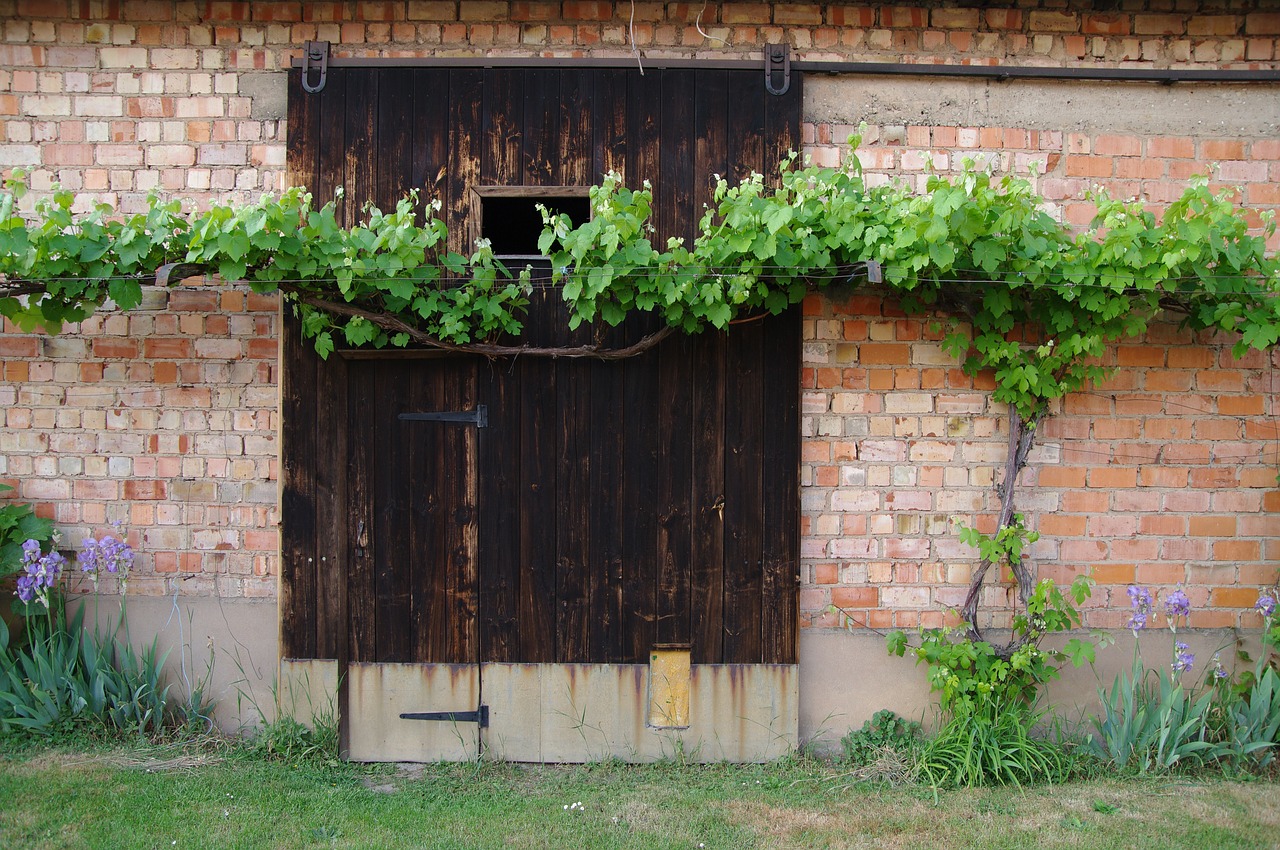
[{"left": 475, "top": 188, "right": 591, "bottom": 259}]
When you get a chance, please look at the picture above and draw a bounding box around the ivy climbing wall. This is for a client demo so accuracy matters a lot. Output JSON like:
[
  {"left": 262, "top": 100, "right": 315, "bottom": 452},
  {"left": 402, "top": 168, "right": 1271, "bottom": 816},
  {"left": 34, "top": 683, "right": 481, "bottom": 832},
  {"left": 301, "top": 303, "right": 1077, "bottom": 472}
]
[{"left": 0, "top": 1, "right": 1278, "bottom": 652}]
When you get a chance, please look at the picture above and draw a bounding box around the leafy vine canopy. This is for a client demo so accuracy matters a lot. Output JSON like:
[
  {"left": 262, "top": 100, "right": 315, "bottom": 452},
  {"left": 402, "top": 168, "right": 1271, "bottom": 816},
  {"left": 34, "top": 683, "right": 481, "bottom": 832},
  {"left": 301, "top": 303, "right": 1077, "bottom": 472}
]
[{"left": 2, "top": 137, "right": 1278, "bottom": 424}]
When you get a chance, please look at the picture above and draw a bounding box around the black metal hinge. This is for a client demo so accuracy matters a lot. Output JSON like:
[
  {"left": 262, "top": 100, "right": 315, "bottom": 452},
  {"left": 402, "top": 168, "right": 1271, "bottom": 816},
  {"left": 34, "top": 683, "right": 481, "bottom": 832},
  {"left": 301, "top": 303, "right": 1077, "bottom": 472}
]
[
  {"left": 398, "top": 406, "right": 488, "bottom": 428},
  {"left": 400, "top": 705, "right": 489, "bottom": 728},
  {"left": 764, "top": 43, "right": 790, "bottom": 96},
  {"left": 301, "top": 40, "right": 329, "bottom": 94}
]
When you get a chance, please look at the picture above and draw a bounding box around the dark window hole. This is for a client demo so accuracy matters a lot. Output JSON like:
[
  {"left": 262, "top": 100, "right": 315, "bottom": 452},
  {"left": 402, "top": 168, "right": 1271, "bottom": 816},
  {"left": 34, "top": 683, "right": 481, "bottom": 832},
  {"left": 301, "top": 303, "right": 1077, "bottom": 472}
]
[{"left": 481, "top": 195, "right": 590, "bottom": 257}]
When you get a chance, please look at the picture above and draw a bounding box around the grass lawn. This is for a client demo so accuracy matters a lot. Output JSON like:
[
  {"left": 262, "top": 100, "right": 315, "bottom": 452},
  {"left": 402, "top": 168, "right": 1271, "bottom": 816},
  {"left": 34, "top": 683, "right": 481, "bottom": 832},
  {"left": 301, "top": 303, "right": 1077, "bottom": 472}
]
[{"left": 1, "top": 742, "right": 1278, "bottom": 849}]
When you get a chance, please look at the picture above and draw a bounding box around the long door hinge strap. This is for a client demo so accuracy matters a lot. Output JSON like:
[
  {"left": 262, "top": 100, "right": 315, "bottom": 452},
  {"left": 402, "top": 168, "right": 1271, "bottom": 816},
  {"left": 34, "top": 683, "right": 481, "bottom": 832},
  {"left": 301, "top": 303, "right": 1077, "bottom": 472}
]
[
  {"left": 400, "top": 706, "right": 489, "bottom": 728},
  {"left": 398, "top": 405, "right": 487, "bottom": 427}
]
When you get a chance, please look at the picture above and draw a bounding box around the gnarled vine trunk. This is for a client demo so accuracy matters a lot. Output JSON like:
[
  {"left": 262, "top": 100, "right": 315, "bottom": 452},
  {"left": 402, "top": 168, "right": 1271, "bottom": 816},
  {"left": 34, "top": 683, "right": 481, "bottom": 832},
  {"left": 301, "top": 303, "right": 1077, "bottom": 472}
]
[{"left": 961, "top": 403, "right": 1041, "bottom": 657}]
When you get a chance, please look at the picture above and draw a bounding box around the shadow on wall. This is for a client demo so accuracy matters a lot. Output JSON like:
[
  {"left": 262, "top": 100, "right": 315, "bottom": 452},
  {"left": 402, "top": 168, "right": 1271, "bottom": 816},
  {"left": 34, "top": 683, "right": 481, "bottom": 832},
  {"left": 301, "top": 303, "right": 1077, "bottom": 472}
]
[{"left": 70, "top": 593, "right": 278, "bottom": 734}]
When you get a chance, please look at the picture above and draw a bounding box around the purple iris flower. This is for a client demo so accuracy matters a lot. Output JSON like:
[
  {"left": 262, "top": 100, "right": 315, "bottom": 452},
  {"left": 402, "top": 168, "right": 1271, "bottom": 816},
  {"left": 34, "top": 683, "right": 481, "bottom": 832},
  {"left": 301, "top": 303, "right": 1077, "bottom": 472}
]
[
  {"left": 1126, "top": 585, "right": 1153, "bottom": 633},
  {"left": 1172, "top": 641, "right": 1195, "bottom": 674}
]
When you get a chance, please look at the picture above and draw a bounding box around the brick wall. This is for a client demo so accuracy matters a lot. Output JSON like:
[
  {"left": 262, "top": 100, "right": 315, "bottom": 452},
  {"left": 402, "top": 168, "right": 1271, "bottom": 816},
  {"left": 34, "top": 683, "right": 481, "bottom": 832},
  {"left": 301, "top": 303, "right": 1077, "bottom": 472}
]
[
  {"left": 0, "top": 285, "right": 279, "bottom": 598},
  {"left": 799, "top": 298, "right": 1280, "bottom": 634},
  {"left": 1, "top": 2, "right": 1278, "bottom": 629}
]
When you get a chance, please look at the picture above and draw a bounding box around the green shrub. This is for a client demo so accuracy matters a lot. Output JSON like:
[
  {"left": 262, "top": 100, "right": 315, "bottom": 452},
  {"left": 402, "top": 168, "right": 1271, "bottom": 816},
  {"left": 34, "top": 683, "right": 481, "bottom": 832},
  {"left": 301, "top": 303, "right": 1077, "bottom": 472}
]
[
  {"left": 0, "top": 599, "right": 171, "bottom": 737},
  {"left": 839, "top": 709, "right": 922, "bottom": 767},
  {"left": 0, "top": 485, "right": 53, "bottom": 583},
  {"left": 1090, "top": 651, "right": 1219, "bottom": 772},
  {"left": 917, "top": 700, "right": 1070, "bottom": 788}
]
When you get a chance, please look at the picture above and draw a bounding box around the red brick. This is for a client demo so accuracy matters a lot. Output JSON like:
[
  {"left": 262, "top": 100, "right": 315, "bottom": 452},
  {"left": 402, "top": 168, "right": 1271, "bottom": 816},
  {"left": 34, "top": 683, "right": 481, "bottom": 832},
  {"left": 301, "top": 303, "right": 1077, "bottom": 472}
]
[
  {"left": 1094, "top": 134, "right": 1141, "bottom": 157},
  {"left": 831, "top": 587, "right": 877, "bottom": 608},
  {"left": 124, "top": 480, "right": 168, "bottom": 500},
  {"left": 1134, "top": 14, "right": 1185, "bottom": 35},
  {"left": 203, "top": 2, "right": 252, "bottom": 21},
  {"left": 143, "top": 338, "right": 192, "bottom": 358},
  {"left": 1146, "top": 137, "right": 1195, "bottom": 159},
  {"left": 1028, "top": 11, "right": 1078, "bottom": 32},
  {"left": 91, "top": 338, "right": 139, "bottom": 359},
  {"left": 1092, "top": 563, "right": 1135, "bottom": 585},
  {"left": 1083, "top": 14, "right": 1128, "bottom": 35},
  {"left": 0, "top": 336, "right": 40, "bottom": 357},
  {"left": 1089, "top": 468, "right": 1137, "bottom": 489},
  {"left": 561, "top": 1, "right": 611, "bottom": 21},
  {"left": 1065, "top": 156, "right": 1113, "bottom": 178},
  {"left": 1116, "top": 345, "right": 1164, "bottom": 367},
  {"left": 858, "top": 343, "right": 911, "bottom": 365},
  {"left": 1219, "top": 395, "right": 1265, "bottom": 416},
  {"left": 1201, "top": 140, "right": 1247, "bottom": 160},
  {"left": 1246, "top": 13, "right": 1280, "bottom": 35},
  {"left": 168, "top": 291, "right": 221, "bottom": 312},
  {"left": 827, "top": 6, "right": 874, "bottom": 27},
  {"left": 1211, "top": 587, "right": 1262, "bottom": 608},
  {"left": 1189, "top": 516, "right": 1237, "bottom": 537},
  {"left": 1188, "top": 15, "right": 1242, "bottom": 37}
]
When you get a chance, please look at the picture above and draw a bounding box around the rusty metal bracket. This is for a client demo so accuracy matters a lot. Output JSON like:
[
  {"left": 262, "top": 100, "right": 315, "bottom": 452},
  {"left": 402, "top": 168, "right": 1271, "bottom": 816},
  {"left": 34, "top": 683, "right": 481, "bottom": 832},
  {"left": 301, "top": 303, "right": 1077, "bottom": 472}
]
[
  {"left": 400, "top": 706, "right": 489, "bottom": 728},
  {"left": 764, "top": 43, "right": 790, "bottom": 96},
  {"left": 301, "top": 40, "right": 329, "bottom": 94},
  {"left": 154, "top": 262, "right": 204, "bottom": 287},
  {"left": 848, "top": 260, "right": 883, "bottom": 285}
]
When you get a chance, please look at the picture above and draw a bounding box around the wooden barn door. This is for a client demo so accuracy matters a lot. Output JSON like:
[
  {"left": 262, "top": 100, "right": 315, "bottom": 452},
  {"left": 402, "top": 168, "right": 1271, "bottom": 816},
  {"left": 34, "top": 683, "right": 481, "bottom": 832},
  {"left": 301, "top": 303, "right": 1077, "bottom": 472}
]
[
  {"left": 282, "top": 62, "right": 804, "bottom": 761},
  {"left": 344, "top": 357, "right": 482, "bottom": 760}
]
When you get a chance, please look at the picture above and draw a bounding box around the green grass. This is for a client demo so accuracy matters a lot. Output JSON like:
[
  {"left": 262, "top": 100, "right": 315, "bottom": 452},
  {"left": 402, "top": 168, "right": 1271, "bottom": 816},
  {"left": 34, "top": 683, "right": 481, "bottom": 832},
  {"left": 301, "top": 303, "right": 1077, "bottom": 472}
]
[{"left": 1, "top": 740, "right": 1278, "bottom": 849}]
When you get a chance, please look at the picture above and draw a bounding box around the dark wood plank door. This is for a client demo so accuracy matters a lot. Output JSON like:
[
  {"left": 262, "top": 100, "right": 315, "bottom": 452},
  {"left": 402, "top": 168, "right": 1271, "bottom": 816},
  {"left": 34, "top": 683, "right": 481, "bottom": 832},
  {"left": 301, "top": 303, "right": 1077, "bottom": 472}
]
[
  {"left": 347, "top": 357, "right": 480, "bottom": 665},
  {"left": 281, "top": 64, "right": 804, "bottom": 677}
]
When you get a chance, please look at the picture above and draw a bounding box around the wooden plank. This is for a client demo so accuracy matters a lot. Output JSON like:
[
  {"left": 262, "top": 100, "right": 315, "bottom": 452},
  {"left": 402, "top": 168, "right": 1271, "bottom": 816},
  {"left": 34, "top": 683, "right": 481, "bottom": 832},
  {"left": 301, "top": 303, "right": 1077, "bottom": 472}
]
[
  {"left": 373, "top": 362, "right": 412, "bottom": 663},
  {"left": 478, "top": 357, "right": 521, "bottom": 662},
  {"left": 284, "top": 70, "right": 319, "bottom": 193},
  {"left": 588, "top": 339, "right": 625, "bottom": 662},
  {"left": 517, "top": 315, "right": 557, "bottom": 664},
  {"left": 520, "top": 68, "right": 556, "bottom": 185},
  {"left": 482, "top": 68, "right": 525, "bottom": 186},
  {"left": 726, "top": 71, "right": 764, "bottom": 186},
  {"left": 376, "top": 67, "right": 415, "bottom": 211},
  {"left": 620, "top": 348, "right": 659, "bottom": 664},
  {"left": 313, "top": 347, "right": 348, "bottom": 661},
  {"left": 655, "top": 333, "right": 694, "bottom": 648},
  {"left": 693, "top": 69, "right": 728, "bottom": 231},
  {"left": 761, "top": 309, "right": 801, "bottom": 665},
  {"left": 626, "top": 68, "right": 663, "bottom": 237},
  {"left": 343, "top": 68, "right": 378, "bottom": 225},
  {"left": 660, "top": 69, "right": 695, "bottom": 243},
  {"left": 689, "top": 331, "right": 726, "bottom": 664},
  {"left": 346, "top": 361, "right": 377, "bottom": 664},
  {"left": 410, "top": 68, "right": 450, "bottom": 214},
  {"left": 555, "top": 357, "right": 592, "bottom": 662},
  {"left": 446, "top": 69, "right": 483, "bottom": 250},
  {"left": 279, "top": 311, "right": 317, "bottom": 660},
  {"left": 314, "top": 68, "right": 347, "bottom": 224},
  {"left": 445, "top": 359, "right": 481, "bottom": 664},
  {"left": 409, "top": 361, "right": 444, "bottom": 663},
  {"left": 723, "top": 320, "right": 765, "bottom": 664},
  {"left": 592, "top": 69, "right": 628, "bottom": 185},
  {"left": 762, "top": 69, "right": 804, "bottom": 186},
  {"left": 558, "top": 69, "right": 593, "bottom": 186}
]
